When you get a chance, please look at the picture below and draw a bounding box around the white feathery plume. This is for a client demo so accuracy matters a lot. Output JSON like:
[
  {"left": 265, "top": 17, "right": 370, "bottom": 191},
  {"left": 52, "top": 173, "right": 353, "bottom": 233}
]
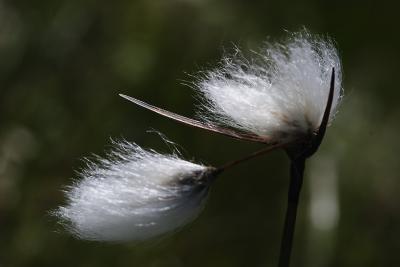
[
  {"left": 196, "top": 30, "right": 343, "bottom": 141},
  {"left": 55, "top": 141, "right": 215, "bottom": 242}
]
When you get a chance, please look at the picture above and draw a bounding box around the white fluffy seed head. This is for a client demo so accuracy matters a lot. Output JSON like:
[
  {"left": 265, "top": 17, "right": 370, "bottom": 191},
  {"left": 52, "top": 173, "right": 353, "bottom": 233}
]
[
  {"left": 55, "top": 141, "right": 214, "bottom": 242},
  {"left": 196, "top": 30, "right": 343, "bottom": 141}
]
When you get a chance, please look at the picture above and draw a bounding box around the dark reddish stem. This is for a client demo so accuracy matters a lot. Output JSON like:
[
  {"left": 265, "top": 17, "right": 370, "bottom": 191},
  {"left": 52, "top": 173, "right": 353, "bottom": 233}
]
[{"left": 278, "top": 157, "right": 305, "bottom": 267}]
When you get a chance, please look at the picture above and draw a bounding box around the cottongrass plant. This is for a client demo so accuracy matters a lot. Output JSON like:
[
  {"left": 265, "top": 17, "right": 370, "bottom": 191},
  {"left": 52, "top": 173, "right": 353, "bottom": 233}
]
[{"left": 55, "top": 29, "right": 343, "bottom": 267}]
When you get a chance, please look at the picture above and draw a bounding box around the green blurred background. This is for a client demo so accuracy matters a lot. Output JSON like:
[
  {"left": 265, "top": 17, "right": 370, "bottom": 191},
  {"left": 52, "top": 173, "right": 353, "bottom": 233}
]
[{"left": 0, "top": 0, "right": 399, "bottom": 266}]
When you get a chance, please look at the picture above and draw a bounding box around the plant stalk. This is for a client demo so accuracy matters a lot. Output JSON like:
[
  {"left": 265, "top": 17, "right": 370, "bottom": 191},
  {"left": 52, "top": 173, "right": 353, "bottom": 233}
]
[{"left": 278, "top": 157, "right": 306, "bottom": 267}]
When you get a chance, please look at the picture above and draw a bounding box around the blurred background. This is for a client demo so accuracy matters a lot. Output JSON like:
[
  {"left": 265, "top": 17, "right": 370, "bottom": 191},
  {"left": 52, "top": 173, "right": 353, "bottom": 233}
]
[{"left": 0, "top": 0, "right": 399, "bottom": 266}]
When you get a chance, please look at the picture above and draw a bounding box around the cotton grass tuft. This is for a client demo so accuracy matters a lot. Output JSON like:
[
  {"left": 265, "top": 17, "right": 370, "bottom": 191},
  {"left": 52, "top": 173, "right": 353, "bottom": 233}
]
[
  {"left": 196, "top": 30, "right": 343, "bottom": 141},
  {"left": 55, "top": 141, "right": 214, "bottom": 242}
]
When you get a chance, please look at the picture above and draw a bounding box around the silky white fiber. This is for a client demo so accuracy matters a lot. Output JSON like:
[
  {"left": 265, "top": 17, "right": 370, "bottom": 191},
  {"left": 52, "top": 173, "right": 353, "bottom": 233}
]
[
  {"left": 196, "top": 30, "right": 343, "bottom": 141},
  {"left": 55, "top": 141, "right": 213, "bottom": 242}
]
